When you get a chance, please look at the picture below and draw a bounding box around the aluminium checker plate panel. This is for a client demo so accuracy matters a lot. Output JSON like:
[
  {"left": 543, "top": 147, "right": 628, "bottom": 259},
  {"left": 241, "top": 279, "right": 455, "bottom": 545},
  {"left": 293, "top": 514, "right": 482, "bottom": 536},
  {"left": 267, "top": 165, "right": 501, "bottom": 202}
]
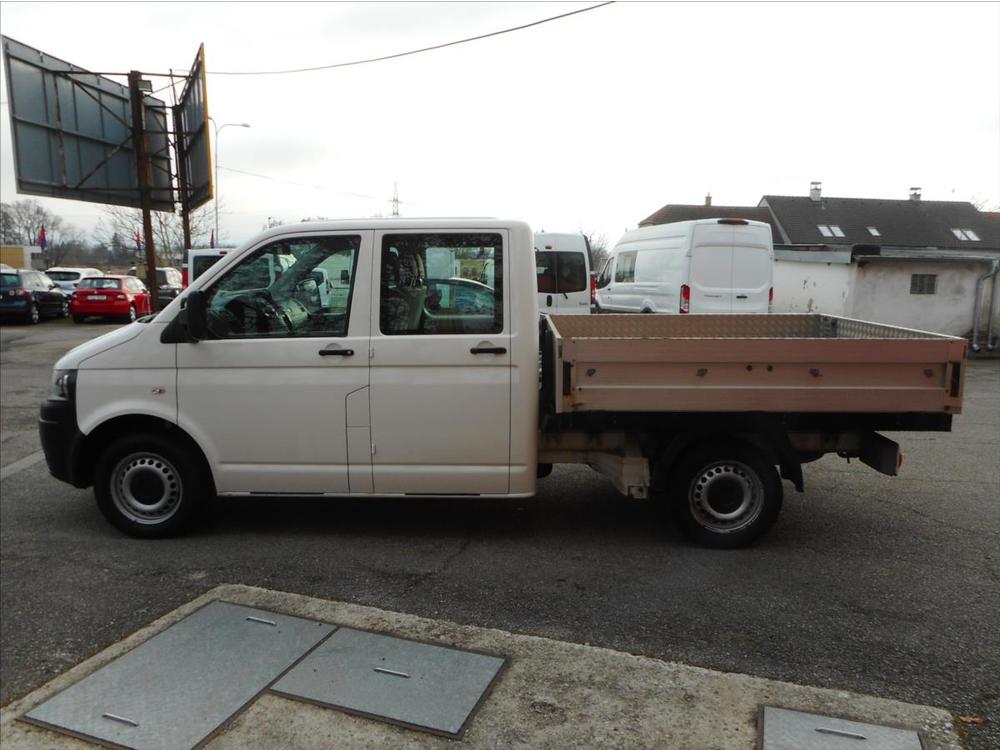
[
  {"left": 270, "top": 627, "right": 506, "bottom": 737},
  {"left": 759, "top": 705, "right": 925, "bottom": 750},
  {"left": 22, "top": 601, "right": 334, "bottom": 750}
]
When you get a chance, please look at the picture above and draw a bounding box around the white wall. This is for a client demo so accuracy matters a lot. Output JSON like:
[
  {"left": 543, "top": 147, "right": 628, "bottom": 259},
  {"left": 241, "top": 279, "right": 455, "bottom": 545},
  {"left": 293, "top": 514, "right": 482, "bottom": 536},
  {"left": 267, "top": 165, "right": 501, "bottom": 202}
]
[
  {"left": 773, "top": 258, "right": 853, "bottom": 316},
  {"left": 773, "top": 256, "right": 999, "bottom": 338},
  {"left": 851, "top": 261, "right": 998, "bottom": 336}
]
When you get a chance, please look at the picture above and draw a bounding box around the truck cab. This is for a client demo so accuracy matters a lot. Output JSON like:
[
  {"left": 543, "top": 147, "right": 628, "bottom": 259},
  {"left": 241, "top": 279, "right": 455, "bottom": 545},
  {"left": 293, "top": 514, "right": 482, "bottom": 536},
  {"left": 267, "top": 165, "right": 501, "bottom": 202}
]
[{"left": 40, "top": 220, "right": 539, "bottom": 536}]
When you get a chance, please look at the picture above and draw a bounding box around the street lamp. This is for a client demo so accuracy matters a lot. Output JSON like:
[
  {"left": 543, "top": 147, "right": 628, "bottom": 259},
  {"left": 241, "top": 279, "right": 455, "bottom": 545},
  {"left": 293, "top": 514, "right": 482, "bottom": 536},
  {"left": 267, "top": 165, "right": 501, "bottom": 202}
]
[{"left": 209, "top": 117, "right": 250, "bottom": 245}]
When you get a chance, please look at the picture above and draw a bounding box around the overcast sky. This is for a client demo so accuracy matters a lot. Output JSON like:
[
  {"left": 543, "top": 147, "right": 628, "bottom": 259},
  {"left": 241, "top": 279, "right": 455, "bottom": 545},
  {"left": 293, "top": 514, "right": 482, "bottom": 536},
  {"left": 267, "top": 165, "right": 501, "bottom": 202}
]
[{"left": 1, "top": 1, "right": 998, "bottom": 248}]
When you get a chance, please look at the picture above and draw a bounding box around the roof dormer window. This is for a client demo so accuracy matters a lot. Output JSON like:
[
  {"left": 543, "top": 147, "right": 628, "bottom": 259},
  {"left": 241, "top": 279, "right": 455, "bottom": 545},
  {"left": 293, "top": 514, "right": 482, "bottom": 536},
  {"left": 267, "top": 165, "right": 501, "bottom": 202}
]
[
  {"left": 818, "top": 224, "right": 845, "bottom": 238},
  {"left": 951, "top": 228, "right": 980, "bottom": 241}
]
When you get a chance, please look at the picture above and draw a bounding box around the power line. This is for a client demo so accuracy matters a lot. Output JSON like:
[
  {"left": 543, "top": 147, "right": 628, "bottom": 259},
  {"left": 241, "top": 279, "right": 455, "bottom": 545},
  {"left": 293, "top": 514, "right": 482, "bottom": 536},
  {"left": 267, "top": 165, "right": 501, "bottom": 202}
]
[
  {"left": 208, "top": 2, "right": 613, "bottom": 76},
  {"left": 219, "top": 166, "right": 420, "bottom": 205}
]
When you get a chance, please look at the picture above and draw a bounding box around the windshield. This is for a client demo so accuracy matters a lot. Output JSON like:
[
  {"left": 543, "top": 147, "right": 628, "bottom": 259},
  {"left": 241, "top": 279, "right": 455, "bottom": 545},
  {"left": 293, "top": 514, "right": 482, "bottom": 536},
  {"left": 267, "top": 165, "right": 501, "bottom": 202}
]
[
  {"left": 79, "top": 278, "right": 122, "bottom": 290},
  {"left": 45, "top": 271, "right": 81, "bottom": 282},
  {"left": 0, "top": 273, "right": 20, "bottom": 288}
]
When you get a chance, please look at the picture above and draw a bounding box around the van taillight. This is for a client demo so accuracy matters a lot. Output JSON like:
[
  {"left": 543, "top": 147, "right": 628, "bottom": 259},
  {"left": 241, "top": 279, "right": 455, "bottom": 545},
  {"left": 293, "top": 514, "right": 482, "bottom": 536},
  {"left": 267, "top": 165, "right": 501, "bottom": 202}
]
[
  {"left": 181, "top": 269, "right": 189, "bottom": 287},
  {"left": 680, "top": 284, "right": 690, "bottom": 314},
  {"left": 590, "top": 273, "right": 597, "bottom": 305},
  {"left": 769, "top": 286, "right": 774, "bottom": 312}
]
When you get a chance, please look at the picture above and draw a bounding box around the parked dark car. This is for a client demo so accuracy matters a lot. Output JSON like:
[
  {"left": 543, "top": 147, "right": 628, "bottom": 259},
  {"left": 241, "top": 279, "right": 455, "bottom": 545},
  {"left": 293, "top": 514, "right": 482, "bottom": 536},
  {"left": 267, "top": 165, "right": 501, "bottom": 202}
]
[
  {"left": 128, "top": 266, "right": 183, "bottom": 310},
  {"left": 0, "top": 269, "right": 68, "bottom": 324}
]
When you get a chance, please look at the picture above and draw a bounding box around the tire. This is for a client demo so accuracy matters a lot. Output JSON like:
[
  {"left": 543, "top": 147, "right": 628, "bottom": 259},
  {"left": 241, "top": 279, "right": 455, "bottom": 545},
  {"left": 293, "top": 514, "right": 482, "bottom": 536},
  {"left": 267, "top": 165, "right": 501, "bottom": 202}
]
[
  {"left": 93, "top": 433, "right": 210, "bottom": 538},
  {"left": 59, "top": 300, "right": 69, "bottom": 318},
  {"left": 73, "top": 315, "right": 86, "bottom": 324},
  {"left": 25, "top": 303, "right": 39, "bottom": 325},
  {"left": 665, "top": 439, "right": 783, "bottom": 549},
  {"left": 124, "top": 304, "right": 137, "bottom": 323}
]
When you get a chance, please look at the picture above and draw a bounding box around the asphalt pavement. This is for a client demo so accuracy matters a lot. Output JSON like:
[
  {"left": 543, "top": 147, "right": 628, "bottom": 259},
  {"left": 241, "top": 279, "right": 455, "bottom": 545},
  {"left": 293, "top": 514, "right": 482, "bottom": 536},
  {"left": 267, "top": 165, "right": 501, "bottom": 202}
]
[{"left": 2, "top": 319, "right": 998, "bottom": 749}]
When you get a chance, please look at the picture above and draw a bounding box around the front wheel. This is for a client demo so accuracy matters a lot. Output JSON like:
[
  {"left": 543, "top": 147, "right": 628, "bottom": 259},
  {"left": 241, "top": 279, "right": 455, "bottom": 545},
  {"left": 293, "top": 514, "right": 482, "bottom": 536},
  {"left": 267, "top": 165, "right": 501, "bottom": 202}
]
[
  {"left": 93, "top": 433, "right": 210, "bottom": 537},
  {"left": 664, "top": 440, "right": 783, "bottom": 548}
]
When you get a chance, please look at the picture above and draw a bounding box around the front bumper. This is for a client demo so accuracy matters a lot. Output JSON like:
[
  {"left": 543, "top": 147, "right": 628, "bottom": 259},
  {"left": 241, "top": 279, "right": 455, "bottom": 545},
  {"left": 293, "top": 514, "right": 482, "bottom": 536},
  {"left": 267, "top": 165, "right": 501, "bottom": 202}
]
[{"left": 39, "top": 399, "right": 88, "bottom": 487}]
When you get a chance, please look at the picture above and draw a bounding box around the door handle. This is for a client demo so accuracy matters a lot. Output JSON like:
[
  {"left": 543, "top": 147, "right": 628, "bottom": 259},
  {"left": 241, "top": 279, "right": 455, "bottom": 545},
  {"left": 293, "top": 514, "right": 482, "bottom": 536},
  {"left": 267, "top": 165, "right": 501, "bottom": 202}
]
[
  {"left": 318, "top": 348, "right": 354, "bottom": 356},
  {"left": 546, "top": 294, "right": 553, "bottom": 307},
  {"left": 470, "top": 346, "right": 506, "bottom": 355}
]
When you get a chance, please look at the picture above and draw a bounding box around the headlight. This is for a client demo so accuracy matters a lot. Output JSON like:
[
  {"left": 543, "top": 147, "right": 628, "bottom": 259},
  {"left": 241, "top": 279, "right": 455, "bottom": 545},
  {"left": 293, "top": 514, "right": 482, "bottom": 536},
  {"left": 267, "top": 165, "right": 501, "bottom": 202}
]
[{"left": 48, "top": 370, "right": 77, "bottom": 402}]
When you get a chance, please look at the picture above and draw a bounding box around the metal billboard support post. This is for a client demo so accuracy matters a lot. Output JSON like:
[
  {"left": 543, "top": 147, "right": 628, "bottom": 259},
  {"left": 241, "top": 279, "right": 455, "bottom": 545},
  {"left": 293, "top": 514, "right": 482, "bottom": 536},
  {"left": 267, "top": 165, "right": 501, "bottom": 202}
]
[
  {"left": 172, "top": 105, "right": 192, "bottom": 253},
  {"left": 129, "top": 70, "right": 159, "bottom": 311}
]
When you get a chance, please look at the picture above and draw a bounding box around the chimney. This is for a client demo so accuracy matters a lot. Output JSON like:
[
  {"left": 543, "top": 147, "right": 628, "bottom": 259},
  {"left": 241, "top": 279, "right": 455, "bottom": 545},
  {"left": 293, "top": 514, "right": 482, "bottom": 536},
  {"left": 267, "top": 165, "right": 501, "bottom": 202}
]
[
  {"left": 910, "top": 187, "right": 921, "bottom": 202},
  {"left": 809, "top": 181, "right": 822, "bottom": 202},
  {"left": 705, "top": 192, "right": 712, "bottom": 207}
]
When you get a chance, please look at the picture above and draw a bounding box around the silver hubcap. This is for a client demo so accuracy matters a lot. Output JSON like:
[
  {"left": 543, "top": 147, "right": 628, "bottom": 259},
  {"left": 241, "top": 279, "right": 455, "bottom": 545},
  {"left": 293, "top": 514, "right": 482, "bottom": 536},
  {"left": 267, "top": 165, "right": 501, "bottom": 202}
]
[
  {"left": 688, "top": 460, "right": 764, "bottom": 534},
  {"left": 129, "top": 306, "right": 136, "bottom": 321},
  {"left": 110, "top": 452, "right": 182, "bottom": 524},
  {"left": 30, "top": 306, "right": 38, "bottom": 323}
]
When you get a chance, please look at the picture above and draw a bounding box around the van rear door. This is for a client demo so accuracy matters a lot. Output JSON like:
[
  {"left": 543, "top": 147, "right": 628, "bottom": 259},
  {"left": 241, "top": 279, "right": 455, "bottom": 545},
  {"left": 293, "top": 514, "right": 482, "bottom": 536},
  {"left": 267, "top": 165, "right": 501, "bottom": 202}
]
[
  {"left": 689, "top": 224, "right": 734, "bottom": 313},
  {"left": 730, "top": 224, "right": 773, "bottom": 314}
]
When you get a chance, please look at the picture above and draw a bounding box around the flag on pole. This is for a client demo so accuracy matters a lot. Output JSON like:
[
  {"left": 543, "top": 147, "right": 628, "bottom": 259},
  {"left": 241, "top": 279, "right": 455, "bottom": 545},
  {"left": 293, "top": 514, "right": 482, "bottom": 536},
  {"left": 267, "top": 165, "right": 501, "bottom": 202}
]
[
  {"left": 210, "top": 229, "right": 215, "bottom": 249},
  {"left": 37, "top": 225, "right": 47, "bottom": 251}
]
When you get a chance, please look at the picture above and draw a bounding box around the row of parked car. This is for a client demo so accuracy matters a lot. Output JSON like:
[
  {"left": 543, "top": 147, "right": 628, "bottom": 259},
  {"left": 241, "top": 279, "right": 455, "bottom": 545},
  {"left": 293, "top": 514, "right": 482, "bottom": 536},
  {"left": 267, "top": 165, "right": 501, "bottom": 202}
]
[{"left": 0, "top": 264, "right": 184, "bottom": 325}]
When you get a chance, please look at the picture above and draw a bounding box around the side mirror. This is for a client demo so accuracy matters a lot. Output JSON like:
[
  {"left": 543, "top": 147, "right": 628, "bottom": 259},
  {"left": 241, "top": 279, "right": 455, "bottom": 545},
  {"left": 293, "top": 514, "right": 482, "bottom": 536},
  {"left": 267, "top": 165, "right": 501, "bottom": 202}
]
[
  {"left": 185, "top": 290, "right": 207, "bottom": 341},
  {"left": 340, "top": 270, "right": 350, "bottom": 284}
]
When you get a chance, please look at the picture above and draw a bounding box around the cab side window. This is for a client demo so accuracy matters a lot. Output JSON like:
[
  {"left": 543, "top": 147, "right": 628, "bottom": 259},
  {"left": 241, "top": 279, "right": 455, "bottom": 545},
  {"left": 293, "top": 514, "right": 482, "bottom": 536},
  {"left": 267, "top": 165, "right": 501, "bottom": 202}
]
[
  {"left": 379, "top": 232, "right": 503, "bottom": 336},
  {"left": 203, "top": 235, "right": 360, "bottom": 339}
]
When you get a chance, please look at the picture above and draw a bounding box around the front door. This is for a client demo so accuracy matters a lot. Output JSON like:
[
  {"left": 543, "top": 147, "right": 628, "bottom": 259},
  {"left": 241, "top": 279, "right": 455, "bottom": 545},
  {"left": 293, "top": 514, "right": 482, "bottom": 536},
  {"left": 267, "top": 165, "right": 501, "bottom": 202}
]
[
  {"left": 369, "top": 229, "right": 511, "bottom": 495},
  {"left": 176, "top": 231, "right": 371, "bottom": 495}
]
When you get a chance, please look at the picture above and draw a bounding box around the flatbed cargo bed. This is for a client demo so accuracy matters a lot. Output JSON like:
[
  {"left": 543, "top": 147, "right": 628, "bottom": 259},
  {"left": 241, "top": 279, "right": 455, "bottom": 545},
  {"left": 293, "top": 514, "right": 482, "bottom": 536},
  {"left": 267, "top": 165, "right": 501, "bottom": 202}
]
[{"left": 544, "top": 314, "right": 966, "bottom": 415}]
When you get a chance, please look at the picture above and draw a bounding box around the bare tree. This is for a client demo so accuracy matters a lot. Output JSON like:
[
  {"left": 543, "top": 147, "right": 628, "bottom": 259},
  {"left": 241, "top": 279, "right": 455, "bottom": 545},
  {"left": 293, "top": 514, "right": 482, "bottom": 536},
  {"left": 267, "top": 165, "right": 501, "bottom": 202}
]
[
  {"left": 94, "top": 205, "right": 213, "bottom": 268},
  {"left": 1, "top": 199, "right": 63, "bottom": 247},
  {"left": 581, "top": 229, "right": 610, "bottom": 271}
]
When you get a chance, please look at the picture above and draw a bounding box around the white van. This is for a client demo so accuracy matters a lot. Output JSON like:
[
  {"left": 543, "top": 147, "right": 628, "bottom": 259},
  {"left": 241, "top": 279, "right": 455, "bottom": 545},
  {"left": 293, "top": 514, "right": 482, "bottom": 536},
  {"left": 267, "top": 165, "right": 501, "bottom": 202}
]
[
  {"left": 534, "top": 232, "right": 593, "bottom": 315},
  {"left": 595, "top": 219, "right": 774, "bottom": 314}
]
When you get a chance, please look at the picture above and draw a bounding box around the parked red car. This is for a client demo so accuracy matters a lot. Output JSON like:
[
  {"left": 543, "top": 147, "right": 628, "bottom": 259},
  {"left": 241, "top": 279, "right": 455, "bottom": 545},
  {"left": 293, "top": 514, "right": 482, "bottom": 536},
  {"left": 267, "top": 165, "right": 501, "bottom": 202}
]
[{"left": 70, "top": 276, "right": 152, "bottom": 323}]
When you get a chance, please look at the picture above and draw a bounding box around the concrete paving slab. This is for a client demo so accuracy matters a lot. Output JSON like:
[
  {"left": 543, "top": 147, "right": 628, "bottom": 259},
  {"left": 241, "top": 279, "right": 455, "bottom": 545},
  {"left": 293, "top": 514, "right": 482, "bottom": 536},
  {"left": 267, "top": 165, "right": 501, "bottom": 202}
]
[{"left": 0, "top": 584, "right": 961, "bottom": 750}]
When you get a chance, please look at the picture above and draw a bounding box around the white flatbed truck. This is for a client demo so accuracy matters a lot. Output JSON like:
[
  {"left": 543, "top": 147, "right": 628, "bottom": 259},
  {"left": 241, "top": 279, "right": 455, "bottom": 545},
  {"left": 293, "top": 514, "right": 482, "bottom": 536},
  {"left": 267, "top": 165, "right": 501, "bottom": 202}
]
[{"left": 39, "top": 219, "right": 966, "bottom": 547}]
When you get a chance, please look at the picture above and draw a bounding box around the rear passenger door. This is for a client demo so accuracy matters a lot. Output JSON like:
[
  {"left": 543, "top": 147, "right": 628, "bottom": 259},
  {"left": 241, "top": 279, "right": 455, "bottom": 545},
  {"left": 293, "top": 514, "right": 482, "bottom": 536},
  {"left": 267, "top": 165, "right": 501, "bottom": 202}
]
[{"left": 369, "top": 229, "right": 511, "bottom": 495}]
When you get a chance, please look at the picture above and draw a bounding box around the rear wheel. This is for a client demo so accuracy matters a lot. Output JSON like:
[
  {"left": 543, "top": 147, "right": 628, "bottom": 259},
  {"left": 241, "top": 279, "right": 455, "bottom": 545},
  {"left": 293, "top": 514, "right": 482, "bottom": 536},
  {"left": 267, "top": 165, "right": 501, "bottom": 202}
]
[
  {"left": 664, "top": 439, "right": 783, "bottom": 548},
  {"left": 124, "top": 304, "right": 137, "bottom": 323},
  {"left": 94, "top": 433, "right": 210, "bottom": 538},
  {"left": 25, "top": 303, "right": 39, "bottom": 325},
  {"left": 59, "top": 300, "right": 69, "bottom": 318}
]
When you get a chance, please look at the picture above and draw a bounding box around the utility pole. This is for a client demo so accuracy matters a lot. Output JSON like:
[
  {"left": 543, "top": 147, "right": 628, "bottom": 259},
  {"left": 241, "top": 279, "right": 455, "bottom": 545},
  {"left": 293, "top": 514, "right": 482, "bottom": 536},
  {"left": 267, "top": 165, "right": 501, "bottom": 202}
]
[
  {"left": 392, "top": 182, "right": 400, "bottom": 217},
  {"left": 128, "top": 71, "right": 159, "bottom": 311}
]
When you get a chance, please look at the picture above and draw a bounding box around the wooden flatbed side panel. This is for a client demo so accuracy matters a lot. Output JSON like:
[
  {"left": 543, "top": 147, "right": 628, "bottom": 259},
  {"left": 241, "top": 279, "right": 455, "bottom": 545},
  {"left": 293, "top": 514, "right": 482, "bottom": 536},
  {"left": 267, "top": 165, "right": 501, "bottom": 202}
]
[
  {"left": 545, "top": 314, "right": 966, "bottom": 416},
  {"left": 560, "top": 337, "right": 964, "bottom": 365},
  {"left": 564, "top": 385, "right": 960, "bottom": 414}
]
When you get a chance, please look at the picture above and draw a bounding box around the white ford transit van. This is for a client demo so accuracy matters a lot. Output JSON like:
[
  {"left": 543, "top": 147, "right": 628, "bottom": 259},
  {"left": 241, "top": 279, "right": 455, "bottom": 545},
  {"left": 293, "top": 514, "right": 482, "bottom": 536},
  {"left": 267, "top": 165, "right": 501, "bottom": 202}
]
[
  {"left": 534, "top": 232, "right": 593, "bottom": 314},
  {"left": 595, "top": 219, "right": 774, "bottom": 314}
]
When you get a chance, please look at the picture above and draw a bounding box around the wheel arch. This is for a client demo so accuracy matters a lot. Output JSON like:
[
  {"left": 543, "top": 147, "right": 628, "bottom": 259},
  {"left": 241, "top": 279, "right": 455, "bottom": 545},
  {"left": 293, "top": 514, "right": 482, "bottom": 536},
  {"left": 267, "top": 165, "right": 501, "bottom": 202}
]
[
  {"left": 651, "top": 429, "right": 803, "bottom": 493},
  {"left": 74, "top": 415, "right": 215, "bottom": 492}
]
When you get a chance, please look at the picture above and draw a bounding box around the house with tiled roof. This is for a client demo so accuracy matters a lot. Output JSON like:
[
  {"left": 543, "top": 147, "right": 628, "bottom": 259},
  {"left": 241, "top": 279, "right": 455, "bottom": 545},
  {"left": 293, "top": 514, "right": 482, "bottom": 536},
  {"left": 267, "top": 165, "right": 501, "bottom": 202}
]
[
  {"left": 762, "top": 184, "right": 998, "bottom": 347},
  {"left": 636, "top": 184, "right": 999, "bottom": 346}
]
